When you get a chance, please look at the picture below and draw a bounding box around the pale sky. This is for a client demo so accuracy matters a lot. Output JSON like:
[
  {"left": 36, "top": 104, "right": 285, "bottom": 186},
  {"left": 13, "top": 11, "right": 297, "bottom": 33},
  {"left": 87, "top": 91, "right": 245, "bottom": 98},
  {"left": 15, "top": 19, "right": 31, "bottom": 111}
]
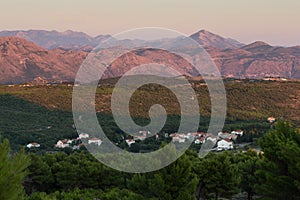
[{"left": 1, "top": 0, "right": 300, "bottom": 46}]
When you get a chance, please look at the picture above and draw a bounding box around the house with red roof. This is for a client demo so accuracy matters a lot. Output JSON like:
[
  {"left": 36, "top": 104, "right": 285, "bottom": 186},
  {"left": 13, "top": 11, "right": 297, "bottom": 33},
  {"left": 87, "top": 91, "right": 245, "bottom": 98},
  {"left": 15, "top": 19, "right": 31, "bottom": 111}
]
[{"left": 217, "top": 138, "right": 233, "bottom": 151}]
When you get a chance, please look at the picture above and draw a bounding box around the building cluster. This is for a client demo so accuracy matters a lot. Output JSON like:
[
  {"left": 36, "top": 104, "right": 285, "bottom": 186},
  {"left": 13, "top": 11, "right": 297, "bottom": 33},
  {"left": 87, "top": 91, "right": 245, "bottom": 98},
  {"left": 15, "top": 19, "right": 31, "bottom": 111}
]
[
  {"left": 26, "top": 133, "right": 103, "bottom": 150},
  {"left": 125, "top": 131, "right": 159, "bottom": 147},
  {"left": 54, "top": 133, "right": 102, "bottom": 150},
  {"left": 26, "top": 129, "right": 244, "bottom": 152},
  {"left": 169, "top": 130, "right": 244, "bottom": 151}
]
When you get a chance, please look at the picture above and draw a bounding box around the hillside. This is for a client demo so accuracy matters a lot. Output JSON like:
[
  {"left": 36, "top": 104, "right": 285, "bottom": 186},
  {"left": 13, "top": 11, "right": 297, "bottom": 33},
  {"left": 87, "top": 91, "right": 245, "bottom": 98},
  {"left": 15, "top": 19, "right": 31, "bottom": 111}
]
[
  {"left": 209, "top": 42, "right": 300, "bottom": 79},
  {"left": 1, "top": 79, "right": 299, "bottom": 125}
]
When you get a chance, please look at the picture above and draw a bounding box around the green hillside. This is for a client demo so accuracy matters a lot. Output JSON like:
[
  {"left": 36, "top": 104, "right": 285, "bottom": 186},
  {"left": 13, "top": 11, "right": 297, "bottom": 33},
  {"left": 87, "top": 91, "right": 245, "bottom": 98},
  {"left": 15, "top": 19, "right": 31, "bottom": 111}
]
[
  {"left": 1, "top": 79, "right": 299, "bottom": 123},
  {"left": 0, "top": 78, "right": 298, "bottom": 151}
]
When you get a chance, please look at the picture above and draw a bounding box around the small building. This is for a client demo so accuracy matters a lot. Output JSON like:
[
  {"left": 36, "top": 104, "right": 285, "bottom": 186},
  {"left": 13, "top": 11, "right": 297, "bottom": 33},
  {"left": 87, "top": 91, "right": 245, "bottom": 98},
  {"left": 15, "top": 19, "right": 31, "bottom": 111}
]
[
  {"left": 219, "top": 132, "right": 238, "bottom": 140},
  {"left": 190, "top": 132, "right": 203, "bottom": 139},
  {"left": 88, "top": 138, "right": 102, "bottom": 146},
  {"left": 139, "top": 130, "right": 151, "bottom": 136},
  {"left": 231, "top": 130, "right": 243, "bottom": 136},
  {"left": 133, "top": 135, "right": 146, "bottom": 141},
  {"left": 67, "top": 140, "right": 73, "bottom": 144},
  {"left": 194, "top": 137, "right": 206, "bottom": 144},
  {"left": 170, "top": 133, "right": 186, "bottom": 143},
  {"left": 26, "top": 142, "right": 40, "bottom": 148},
  {"left": 206, "top": 135, "right": 218, "bottom": 144},
  {"left": 55, "top": 140, "right": 69, "bottom": 148},
  {"left": 267, "top": 117, "right": 276, "bottom": 123},
  {"left": 217, "top": 139, "right": 233, "bottom": 151},
  {"left": 79, "top": 133, "right": 90, "bottom": 139},
  {"left": 133, "top": 131, "right": 153, "bottom": 141},
  {"left": 125, "top": 139, "right": 136, "bottom": 147}
]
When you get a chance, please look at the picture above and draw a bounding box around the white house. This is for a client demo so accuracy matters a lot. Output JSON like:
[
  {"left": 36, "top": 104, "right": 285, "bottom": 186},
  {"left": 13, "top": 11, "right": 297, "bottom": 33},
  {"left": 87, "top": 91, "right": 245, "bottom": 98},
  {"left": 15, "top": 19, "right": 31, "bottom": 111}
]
[
  {"left": 194, "top": 137, "right": 206, "bottom": 144},
  {"left": 170, "top": 134, "right": 186, "bottom": 143},
  {"left": 206, "top": 136, "right": 218, "bottom": 144},
  {"left": 139, "top": 130, "right": 151, "bottom": 136},
  {"left": 133, "top": 131, "right": 153, "bottom": 141},
  {"left": 190, "top": 132, "right": 203, "bottom": 139},
  {"left": 125, "top": 139, "right": 136, "bottom": 147},
  {"left": 88, "top": 138, "right": 102, "bottom": 146},
  {"left": 217, "top": 139, "right": 233, "bottom": 151},
  {"left": 133, "top": 135, "right": 147, "bottom": 141},
  {"left": 26, "top": 142, "right": 40, "bottom": 148},
  {"left": 220, "top": 133, "right": 238, "bottom": 140},
  {"left": 55, "top": 140, "right": 69, "bottom": 148},
  {"left": 218, "top": 132, "right": 225, "bottom": 137},
  {"left": 67, "top": 140, "right": 73, "bottom": 144},
  {"left": 267, "top": 117, "right": 276, "bottom": 123},
  {"left": 185, "top": 133, "right": 195, "bottom": 140},
  {"left": 79, "top": 133, "right": 90, "bottom": 139},
  {"left": 231, "top": 130, "right": 243, "bottom": 136}
]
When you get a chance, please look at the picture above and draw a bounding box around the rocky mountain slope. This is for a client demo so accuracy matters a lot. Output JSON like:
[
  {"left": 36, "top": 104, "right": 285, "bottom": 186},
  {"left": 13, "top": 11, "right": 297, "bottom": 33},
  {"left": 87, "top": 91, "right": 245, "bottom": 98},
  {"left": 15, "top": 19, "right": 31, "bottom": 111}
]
[
  {"left": 0, "top": 29, "right": 299, "bottom": 84},
  {"left": 208, "top": 41, "right": 300, "bottom": 78},
  {"left": 190, "top": 29, "right": 244, "bottom": 49},
  {"left": 0, "top": 37, "right": 87, "bottom": 84}
]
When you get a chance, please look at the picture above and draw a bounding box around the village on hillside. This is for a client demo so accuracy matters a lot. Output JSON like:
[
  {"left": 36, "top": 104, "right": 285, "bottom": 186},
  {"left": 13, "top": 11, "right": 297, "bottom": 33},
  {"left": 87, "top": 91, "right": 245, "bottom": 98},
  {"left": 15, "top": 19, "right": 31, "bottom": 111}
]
[
  {"left": 26, "top": 128, "right": 248, "bottom": 152},
  {"left": 26, "top": 117, "right": 276, "bottom": 152}
]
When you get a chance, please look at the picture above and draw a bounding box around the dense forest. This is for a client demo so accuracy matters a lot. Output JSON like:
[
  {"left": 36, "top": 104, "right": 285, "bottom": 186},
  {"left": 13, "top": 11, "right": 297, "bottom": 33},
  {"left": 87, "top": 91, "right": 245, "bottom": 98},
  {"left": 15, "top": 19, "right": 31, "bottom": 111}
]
[
  {"left": 1, "top": 79, "right": 299, "bottom": 124},
  {"left": 0, "top": 121, "right": 299, "bottom": 200}
]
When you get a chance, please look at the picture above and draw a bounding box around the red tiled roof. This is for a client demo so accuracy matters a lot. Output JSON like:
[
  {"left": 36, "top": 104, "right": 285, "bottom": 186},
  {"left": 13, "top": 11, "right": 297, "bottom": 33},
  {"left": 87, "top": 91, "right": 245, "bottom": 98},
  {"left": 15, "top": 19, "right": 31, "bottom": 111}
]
[
  {"left": 224, "top": 138, "right": 232, "bottom": 143},
  {"left": 90, "top": 138, "right": 101, "bottom": 141}
]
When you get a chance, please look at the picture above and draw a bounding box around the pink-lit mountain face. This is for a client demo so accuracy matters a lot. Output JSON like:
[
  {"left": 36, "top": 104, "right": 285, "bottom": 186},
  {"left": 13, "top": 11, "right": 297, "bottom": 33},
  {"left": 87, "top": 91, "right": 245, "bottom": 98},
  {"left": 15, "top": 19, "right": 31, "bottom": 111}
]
[{"left": 0, "top": 29, "right": 299, "bottom": 84}]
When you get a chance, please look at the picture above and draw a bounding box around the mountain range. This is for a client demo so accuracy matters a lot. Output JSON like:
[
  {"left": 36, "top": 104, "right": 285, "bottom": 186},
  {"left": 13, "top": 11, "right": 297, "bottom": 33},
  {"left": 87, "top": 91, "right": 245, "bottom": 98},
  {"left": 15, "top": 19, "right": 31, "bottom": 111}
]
[
  {"left": 0, "top": 30, "right": 110, "bottom": 50},
  {"left": 0, "top": 29, "right": 299, "bottom": 84}
]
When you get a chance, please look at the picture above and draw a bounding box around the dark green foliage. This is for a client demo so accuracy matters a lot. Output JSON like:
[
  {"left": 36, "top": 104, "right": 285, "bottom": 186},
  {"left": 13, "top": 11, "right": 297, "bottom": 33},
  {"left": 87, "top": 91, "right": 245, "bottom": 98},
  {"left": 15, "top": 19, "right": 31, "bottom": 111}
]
[
  {"left": 19, "top": 122, "right": 299, "bottom": 199},
  {"left": 127, "top": 154, "right": 198, "bottom": 200},
  {"left": 24, "top": 151, "right": 127, "bottom": 194},
  {"left": 100, "top": 188, "right": 145, "bottom": 200},
  {"left": 0, "top": 94, "right": 77, "bottom": 152},
  {"left": 194, "top": 152, "right": 239, "bottom": 199},
  {"left": 26, "top": 188, "right": 145, "bottom": 200},
  {"left": 234, "top": 151, "right": 262, "bottom": 200},
  {"left": 255, "top": 121, "right": 300, "bottom": 199},
  {"left": 0, "top": 137, "right": 30, "bottom": 200}
]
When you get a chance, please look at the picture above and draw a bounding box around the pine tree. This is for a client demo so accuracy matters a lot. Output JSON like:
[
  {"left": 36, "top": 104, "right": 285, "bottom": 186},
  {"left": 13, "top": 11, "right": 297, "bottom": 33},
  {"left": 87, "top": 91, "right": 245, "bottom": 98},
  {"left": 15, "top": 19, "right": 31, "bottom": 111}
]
[
  {"left": 256, "top": 121, "right": 300, "bottom": 199},
  {"left": 0, "top": 137, "right": 30, "bottom": 200},
  {"left": 235, "top": 151, "right": 262, "bottom": 200},
  {"left": 194, "top": 152, "right": 239, "bottom": 200}
]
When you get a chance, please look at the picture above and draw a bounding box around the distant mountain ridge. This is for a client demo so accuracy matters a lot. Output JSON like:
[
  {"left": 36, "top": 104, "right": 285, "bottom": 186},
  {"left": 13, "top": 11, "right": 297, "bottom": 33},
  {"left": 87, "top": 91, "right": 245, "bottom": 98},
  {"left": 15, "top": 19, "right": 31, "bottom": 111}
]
[
  {"left": 0, "top": 29, "right": 243, "bottom": 50},
  {"left": 190, "top": 29, "right": 244, "bottom": 49},
  {"left": 0, "top": 30, "right": 110, "bottom": 50},
  {"left": 0, "top": 29, "right": 299, "bottom": 84},
  {"left": 208, "top": 41, "right": 300, "bottom": 79}
]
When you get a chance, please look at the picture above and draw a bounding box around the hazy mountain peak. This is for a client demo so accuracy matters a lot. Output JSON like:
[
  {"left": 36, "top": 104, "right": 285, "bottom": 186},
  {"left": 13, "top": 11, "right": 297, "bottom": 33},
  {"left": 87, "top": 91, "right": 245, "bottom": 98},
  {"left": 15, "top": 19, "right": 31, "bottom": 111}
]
[
  {"left": 241, "top": 41, "right": 273, "bottom": 52},
  {"left": 190, "top": 29, "right": 244, "bottom": 49},
  {"left": 0, "top": 29, "right": 110, "bottom": 50},
  {"left": 243, "top": 41, "right": 271, "bottom": 48}
]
